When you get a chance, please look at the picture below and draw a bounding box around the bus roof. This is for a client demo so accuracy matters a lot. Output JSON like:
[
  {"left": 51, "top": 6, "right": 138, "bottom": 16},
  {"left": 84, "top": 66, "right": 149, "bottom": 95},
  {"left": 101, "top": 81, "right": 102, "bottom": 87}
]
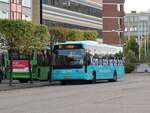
[{"left": 58, "top": 41, "right": 123, "bottom": 55}]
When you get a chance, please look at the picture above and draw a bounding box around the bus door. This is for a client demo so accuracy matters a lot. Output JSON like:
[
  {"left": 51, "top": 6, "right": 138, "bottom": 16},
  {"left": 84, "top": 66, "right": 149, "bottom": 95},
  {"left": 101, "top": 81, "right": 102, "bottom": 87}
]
[{"left": 37, "top": 50, "right": 50, "bottom": 80}]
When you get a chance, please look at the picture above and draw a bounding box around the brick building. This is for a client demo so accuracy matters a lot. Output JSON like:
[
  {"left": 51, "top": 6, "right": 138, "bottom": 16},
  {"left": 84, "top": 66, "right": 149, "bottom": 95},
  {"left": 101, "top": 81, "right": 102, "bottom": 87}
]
[
  {"left": 0, "top": 0, "right": 32, "bottom": 20},
  {"left": 103, "top": 0, "right": 125, "bottom": 45}
]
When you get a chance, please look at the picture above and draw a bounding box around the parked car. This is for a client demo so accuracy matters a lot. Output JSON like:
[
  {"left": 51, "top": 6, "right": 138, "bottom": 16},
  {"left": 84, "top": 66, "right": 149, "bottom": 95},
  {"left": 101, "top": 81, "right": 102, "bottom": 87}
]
[{"left": 134, "top": 64, "right": 150, "bottom": 73}]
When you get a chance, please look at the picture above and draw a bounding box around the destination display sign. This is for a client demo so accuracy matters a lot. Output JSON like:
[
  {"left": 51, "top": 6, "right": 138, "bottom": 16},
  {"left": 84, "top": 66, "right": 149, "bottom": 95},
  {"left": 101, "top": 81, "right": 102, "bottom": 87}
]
[{"left": 54, "top": 44, "right": 83, "bottom": 50}]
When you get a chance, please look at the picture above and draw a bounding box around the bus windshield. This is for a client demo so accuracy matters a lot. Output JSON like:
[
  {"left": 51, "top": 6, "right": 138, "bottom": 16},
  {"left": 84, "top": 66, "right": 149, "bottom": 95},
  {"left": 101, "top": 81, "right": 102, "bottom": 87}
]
[{"left": 54, "top": 49, "right": 84, "bottom": 67}]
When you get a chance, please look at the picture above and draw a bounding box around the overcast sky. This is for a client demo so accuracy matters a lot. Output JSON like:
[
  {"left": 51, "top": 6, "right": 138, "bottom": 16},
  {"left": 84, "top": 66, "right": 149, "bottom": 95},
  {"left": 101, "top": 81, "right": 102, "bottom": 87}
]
[{"left": 125, "top": 0, "right": 150, "bottom": 13}]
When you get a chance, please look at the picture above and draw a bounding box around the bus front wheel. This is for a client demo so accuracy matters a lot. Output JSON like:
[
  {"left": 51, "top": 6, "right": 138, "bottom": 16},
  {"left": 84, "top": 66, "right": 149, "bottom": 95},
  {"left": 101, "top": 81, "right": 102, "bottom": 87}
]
[{"left": 92, "top": 71, "right": 96, "bottom": 84}]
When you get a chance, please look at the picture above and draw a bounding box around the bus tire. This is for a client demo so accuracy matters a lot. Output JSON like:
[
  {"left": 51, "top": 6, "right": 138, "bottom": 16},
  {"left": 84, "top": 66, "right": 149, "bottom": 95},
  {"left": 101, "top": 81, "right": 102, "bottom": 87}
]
[
  {"left": 60, "top": 80, "right": 66, "bottom": 85},
  {"left": 0, "top": 80, "right": 1, "bottom": 84},
  {"left": 109, "top": 71, "right": 117, "bottom": 82},
  {"left": 92, "top": 71, "right": 96, "bottom": 84},
  {"left": 19, "top": 79, "right": 28, "bottom": 83},
  {"left": 113, "top": 71, "right": 117, "bottom": 82}
]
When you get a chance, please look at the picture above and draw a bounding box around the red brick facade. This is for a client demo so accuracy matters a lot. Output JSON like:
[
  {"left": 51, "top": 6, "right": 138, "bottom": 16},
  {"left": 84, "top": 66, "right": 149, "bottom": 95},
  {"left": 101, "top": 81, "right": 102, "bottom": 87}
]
[
  {"left": 103, "top": 0, "right": 125, "bottom": 45},
  {"left": 10, "top": 0, "right": 22, "bottom": 19}
]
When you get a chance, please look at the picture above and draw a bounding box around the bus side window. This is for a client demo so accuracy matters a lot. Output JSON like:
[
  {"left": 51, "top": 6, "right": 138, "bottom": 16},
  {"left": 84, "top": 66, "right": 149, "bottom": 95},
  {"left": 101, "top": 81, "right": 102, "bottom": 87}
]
[
  {"left": 98, "top": 58, "right": 102, "bottom": 65},
  {"left": 114, "top": 58, "right": 118, "bottom": 66},
  {"left": 109, "top": 58, "right": 114, "bottom": 66},
  {"left": 92, "top": 58, "right": 99, "bottom": 65},
  {"left": 37, "top": 50, "right": 51, "bottom": 67},
  {"left": 37, "top": 51, "right": 49, "bottom": 67},
  {"left": 37, "top": 52, "right": 43, "bottom": 66},
  {"left": 119, "top": 59, "right": 123, "bottom": 66},
  {"left": 118, "top": 59, "right": 121, "bottom": 66},
  {"left": 103, "top": 58, "right": 108, "bottom": 66}
]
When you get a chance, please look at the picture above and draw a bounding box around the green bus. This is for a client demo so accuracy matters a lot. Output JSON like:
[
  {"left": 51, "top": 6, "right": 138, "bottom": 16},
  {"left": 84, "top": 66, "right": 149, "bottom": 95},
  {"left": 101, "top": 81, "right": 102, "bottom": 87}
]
[{"left": 0, "top": 50, "right": 51, "bottom": 83}]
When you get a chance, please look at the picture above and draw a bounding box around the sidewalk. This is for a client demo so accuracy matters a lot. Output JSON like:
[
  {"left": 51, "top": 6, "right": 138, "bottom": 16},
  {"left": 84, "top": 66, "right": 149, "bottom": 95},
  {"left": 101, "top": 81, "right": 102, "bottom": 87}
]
[{"left": 0, "top": 80, "right": 55, "bottom": 91}]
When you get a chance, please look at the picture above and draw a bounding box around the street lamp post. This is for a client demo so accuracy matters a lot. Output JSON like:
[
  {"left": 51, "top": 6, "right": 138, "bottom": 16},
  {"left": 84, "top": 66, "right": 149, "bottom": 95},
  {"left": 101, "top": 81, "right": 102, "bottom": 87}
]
[
  {"left": 138, "top": 32, "right": 141, "bottom": 61},
  {"left": 144, "top": 31, "right": 147, "bottom": 57},
  {"left": 137, "top": 19, "right": 141, "bottom": 61}
]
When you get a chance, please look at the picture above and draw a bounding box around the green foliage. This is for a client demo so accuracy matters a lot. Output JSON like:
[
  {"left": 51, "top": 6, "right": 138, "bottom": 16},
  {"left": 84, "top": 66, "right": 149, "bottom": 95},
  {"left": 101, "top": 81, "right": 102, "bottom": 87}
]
[
  {"left": 49, "top": 27, "right": 69, "bottom": 42},
  {"left": 68, "top": 29, "right": 84, "bottom": 41},
  {"left": 124, "top": 50, "right": 138, "bottom": 73},
  {"left": 124, "top": 37, "right": 139, "bottom": 73},
  {"left": 124, "top": 36, "right": 139, "bottom": 56},
  {"left": 125, "top": 61, "right": 135, "bottom": 73},
  {"left": 0, "top": 19, "right": 32, "bottom": 50},
  {"left": 83, "top": 30, "right": 98, "bottom": 41},
  {"left": 142, "top": 52, "right": 150, "bottom": 63},
  {"left": 115, "top": 52, "right": 123, "bottom": 59},
  {"left": 48, "top": 27, "right": 99, "bottom": 42},
  {"left": 32, "top": 24, "right": 49, "bottom": 51},
  {"left": 140, "top": 39, "right": 150, "bottom": 63},
  {"left": 0, "top": 19, "right": 49, "bottom": 54},
  {"left": 126, "top": 50, "right": 138, "bottom": 63}
]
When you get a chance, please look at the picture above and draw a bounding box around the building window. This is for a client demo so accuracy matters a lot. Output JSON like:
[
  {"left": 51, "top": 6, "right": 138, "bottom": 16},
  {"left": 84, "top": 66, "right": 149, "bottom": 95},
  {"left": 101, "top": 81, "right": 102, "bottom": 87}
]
[
  {"left": 43, "top": 0, "right": 101, "bottom": 18},
  {"left": 117, "top": 4, "right": 121, "bottom": 12},
  {"left": 22, "top": 0, "right": 31, "bottom": 7},
  {"left": 0, "top": 10, "right": 9, "bottom": 19},
  {"left": 0, "top": 0, "right": 9, "bottom": 3},
  {"left": 22, "top": 14, "right": 31, "bottom": 21}
]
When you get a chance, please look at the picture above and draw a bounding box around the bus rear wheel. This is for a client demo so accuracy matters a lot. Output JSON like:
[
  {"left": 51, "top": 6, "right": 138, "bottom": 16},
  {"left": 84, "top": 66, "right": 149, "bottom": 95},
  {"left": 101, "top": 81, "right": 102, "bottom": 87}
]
[
  {"left": 109, "top": 71, "right": 117, "bottom": 82},
  {"left": 19, "top": 79, "right": 28, "bottom": 83}
]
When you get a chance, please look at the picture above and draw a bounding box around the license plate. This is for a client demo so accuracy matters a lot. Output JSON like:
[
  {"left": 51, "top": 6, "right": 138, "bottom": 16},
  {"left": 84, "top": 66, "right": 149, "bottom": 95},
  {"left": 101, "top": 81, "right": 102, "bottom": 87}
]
[{"left": 64, "top": 76, "right": 72, "bottom": 79}]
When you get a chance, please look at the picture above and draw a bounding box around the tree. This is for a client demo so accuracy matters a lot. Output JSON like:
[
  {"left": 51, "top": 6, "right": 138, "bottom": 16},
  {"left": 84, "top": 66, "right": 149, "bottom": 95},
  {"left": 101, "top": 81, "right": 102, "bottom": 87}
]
[
  {"left": 124, "top": 36, "right": 139, "bottom": 56},
  {"left": 32, "top": 24, "right": 49, "bottom": 51},
  {"left": 125, "top": 50, "right": 138, "bottom": 63},
  {"left": 124, "top": 37, "right": 139, "bottom": 73},
  {"left": 49, "top": 27, "right": 99, "bottom": 42},
  {"left": 68, "top": 29, "right": 84, "bottom": 41},
  {"left": 49, "top": 27, "right": 69, "bottom": 42},
  {"left": 83, "top": 30, "right": 98, "bottom": 41},
  {"left": 124, "top": 50, "right": 138, "bottom": 73},
  {"left": 0, "top": 19, "right": 49, "bottom": 85},
  {"left": 67, "top": 29, "right": 98, "bottom": 41}
]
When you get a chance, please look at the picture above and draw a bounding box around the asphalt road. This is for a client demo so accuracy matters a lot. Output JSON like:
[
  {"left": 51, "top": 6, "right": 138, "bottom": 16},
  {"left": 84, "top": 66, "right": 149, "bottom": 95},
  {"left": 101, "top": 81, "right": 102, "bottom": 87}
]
[{"left": 0, "top": 73, "right": 150, "bottom": 113}]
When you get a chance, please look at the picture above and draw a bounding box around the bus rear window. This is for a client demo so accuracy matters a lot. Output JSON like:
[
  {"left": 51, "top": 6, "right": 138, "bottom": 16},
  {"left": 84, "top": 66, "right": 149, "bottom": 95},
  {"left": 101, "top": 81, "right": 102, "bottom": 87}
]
[{"left": 9, "top": 51, "right": 33, "bottom": 60}]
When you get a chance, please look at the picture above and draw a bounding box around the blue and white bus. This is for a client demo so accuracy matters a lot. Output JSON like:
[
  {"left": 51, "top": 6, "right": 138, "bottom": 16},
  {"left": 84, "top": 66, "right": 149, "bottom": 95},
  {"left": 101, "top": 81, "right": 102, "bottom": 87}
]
[{"left": 52, "top": 41, "right": 124, "bottom": 84}]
